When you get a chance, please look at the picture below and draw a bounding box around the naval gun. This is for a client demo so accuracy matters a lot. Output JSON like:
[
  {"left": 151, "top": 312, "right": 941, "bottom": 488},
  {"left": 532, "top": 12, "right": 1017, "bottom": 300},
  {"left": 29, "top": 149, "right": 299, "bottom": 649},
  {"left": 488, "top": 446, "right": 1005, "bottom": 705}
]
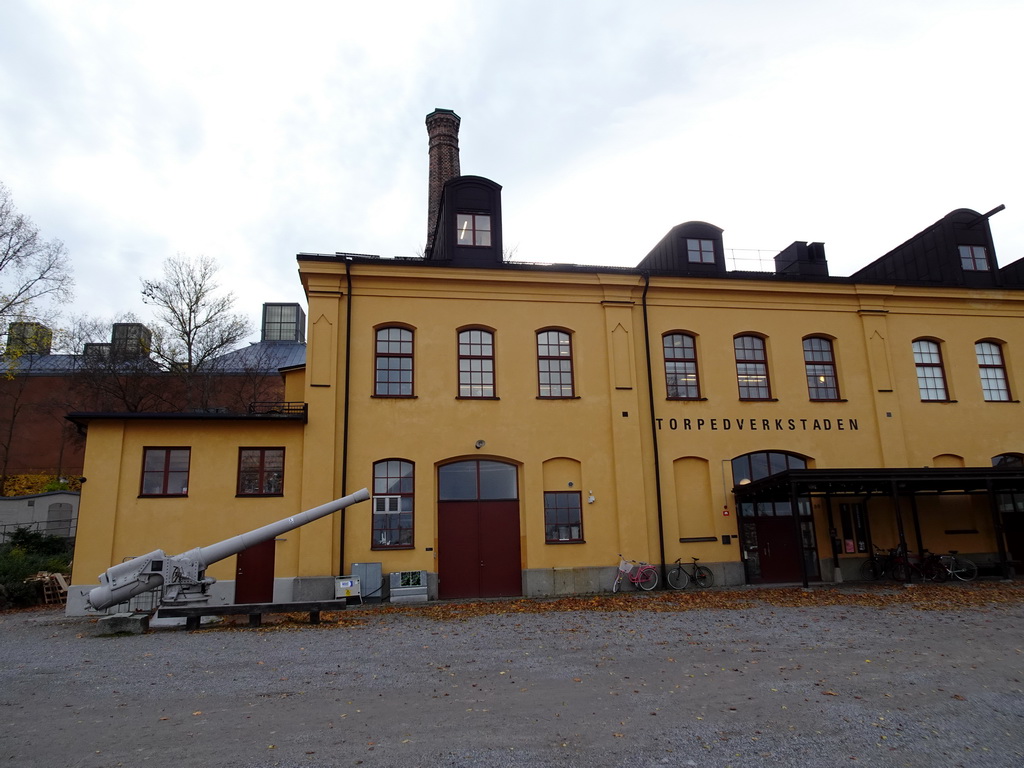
[{"left": 87, "top": 488, "right": 370, "bottom": 611}]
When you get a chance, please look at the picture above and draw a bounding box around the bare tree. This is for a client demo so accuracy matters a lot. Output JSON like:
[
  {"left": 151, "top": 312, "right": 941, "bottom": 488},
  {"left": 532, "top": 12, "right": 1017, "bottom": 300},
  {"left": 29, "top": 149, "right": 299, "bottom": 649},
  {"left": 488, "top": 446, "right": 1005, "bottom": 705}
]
[
  {"left": 65, "top": 312, "right": 172, "bottom": 413},
  {"left": 0, "top": 182, "right": 74, "bottom": 333},
  {"left": 141, "top": 254, "right": 253, "bottom": 409}
]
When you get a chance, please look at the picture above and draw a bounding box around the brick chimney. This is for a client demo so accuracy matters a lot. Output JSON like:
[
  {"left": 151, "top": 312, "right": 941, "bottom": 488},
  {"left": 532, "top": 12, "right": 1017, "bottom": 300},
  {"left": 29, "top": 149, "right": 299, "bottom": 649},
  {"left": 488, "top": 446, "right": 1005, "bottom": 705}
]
[{"left": 425, "top": 108, "right": 461, "bottom": 253}]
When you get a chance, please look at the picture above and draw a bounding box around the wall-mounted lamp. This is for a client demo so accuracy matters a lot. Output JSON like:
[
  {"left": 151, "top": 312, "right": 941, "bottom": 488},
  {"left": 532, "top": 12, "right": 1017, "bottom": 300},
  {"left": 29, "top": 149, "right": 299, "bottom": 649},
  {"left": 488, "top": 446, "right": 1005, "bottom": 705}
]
[
  {"left": 474, "top": 440, "right": 485, "bottom": 449},
  {"left": 587, "top": 491, "right": 596, "bottom": 504}
]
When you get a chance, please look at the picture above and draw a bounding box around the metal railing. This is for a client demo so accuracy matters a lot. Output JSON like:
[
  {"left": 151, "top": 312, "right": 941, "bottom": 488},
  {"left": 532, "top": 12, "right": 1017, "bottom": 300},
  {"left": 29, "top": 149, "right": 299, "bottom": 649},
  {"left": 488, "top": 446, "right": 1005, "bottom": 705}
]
[{"left": 247, "top": 401, "right": 308, "bottom": 418}]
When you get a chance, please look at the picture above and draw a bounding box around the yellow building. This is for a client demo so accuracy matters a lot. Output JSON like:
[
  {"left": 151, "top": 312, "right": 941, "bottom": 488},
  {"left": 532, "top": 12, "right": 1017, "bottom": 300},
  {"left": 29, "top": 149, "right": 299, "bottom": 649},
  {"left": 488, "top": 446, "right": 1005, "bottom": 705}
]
[{"left": 66, "top": 110, "right": 1024, "bottom": 614}]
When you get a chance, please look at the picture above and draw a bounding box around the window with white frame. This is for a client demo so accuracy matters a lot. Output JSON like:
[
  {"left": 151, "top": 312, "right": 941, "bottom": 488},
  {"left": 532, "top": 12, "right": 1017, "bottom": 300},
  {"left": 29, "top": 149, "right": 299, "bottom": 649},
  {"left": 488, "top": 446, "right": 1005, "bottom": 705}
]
[
  {"left": 734, "top": 335, "right": 771, "bottom": 400},
  {"left": 803, "top": 336, "right": 840, "bottom": 401},
  {"left": 372, "top": 459, "right": 414, "bottom": 548},
  {"left": 976, "top": 341, "right": 1011, "bottom": 401},
  {"left": 664, "top": 332, "right": 700, "bottom": 399},
  {"left": 458, "top": 329, "right": 495, "bottom": 397},
  {"left": 537, "top": 330, "right": 575, "bottom": 398},
  {"left": 912, "top": 339, "right": 948, "bottom": 401},
  {"left": 375, "top": 327, "right": 413, "bottom": 396}
]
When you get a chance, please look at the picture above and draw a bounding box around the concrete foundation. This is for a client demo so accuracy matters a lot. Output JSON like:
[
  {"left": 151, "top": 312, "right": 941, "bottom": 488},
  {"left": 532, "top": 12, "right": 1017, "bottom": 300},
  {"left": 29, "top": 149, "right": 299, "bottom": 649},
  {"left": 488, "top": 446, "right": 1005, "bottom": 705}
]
[{"left": 97, "top": 612, "right": 149, "bottom": 634}]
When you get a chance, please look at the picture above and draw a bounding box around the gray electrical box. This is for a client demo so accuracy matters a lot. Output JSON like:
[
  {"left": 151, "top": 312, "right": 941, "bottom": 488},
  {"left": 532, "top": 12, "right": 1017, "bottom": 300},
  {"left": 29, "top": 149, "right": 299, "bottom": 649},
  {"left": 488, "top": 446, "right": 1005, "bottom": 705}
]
[
  {"left": 389, "top": 570, "right": 428, "bottom": 603},
  {"left": 350, "top": 562, "right": 384, "bottom": 601}
]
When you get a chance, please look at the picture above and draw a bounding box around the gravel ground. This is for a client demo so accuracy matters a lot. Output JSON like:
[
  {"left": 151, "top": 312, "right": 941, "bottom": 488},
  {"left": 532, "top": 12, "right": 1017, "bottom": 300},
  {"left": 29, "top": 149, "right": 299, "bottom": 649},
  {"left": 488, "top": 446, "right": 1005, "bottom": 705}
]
[{"left": 1, "top": 585, "right": 1023, "bottom": 768}]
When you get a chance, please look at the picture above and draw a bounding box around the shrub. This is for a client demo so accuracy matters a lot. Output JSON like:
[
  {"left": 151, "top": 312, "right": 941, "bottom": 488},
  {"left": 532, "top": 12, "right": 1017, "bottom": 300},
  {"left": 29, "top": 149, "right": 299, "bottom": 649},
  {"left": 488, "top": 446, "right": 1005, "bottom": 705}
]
[{"left": 0, "top": 528, "right": 73, "bottom": 609}]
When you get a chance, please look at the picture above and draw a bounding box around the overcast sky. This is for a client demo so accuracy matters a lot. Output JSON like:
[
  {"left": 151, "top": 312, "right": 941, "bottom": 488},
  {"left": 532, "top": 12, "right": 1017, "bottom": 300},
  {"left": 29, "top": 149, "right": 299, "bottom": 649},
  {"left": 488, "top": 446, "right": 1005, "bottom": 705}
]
[{"left": 2, "top": 0, "right": 1022, "bottom": 345}]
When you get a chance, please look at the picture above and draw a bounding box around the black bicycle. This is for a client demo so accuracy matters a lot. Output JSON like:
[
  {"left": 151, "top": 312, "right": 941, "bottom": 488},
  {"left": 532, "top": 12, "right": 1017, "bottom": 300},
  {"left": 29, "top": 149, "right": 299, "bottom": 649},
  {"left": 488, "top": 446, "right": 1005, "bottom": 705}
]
[
  {"left": 860, "top": 546, "right": 897, "bottom": 581},
  {"left": 666, "top": 556, "right": 715, "bottom": 589}
]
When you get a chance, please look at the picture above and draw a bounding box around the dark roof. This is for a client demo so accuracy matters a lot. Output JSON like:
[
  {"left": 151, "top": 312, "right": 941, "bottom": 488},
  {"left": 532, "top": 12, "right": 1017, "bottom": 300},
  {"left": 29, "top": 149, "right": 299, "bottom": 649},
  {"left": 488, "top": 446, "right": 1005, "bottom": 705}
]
[
  {"left": 66, "top": 408, "right": 307, "bottom": 428},
  {"left": 732, "top": 467, "right": 1024, "bottom": 498},
  {"left": 2, "top": 354, "right": 81, "bottom": 375},
  {"left": 209, "top": 341, "right": 306, "bottom": 373}
]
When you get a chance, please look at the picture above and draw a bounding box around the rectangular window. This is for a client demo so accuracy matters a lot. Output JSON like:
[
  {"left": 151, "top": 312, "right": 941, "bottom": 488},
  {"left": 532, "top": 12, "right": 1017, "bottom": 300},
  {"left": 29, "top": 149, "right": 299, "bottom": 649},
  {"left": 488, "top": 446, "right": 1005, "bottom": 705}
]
[
  {"left": 375, "top": 327, "right": 413, "bottom": 396},
  {"left": 544, "top": 491, "right": 583, "bottom": 543},
  {"left": 959, "top": 245, "right": 990, "bottom": 271},
  {"left": 456, "top": 213, "right": 491, "bottom": 246},
  {"left": 537, "top": 330, "right": 575, "bottom": 398},
  {"left": 237, "top": 448, "right": 285, "bottom": 496},
  {"left": 141, "top": 448, "right": 190, "bottom": 496},
  {"left": 803, "top": 337, "right": 840, "bottom": 400},
  {"left": 839, "top": 502, "right": 868, "bottom": 553},
  {"left": 372, "top": 460, "right": 414, "bottom": 548},
  {"left": 976, "top": 341, "right": 1010, "bottom": 401},
  {"left": 664, "top": 333, "right": 700, "bottom": 399},
  {"left": 734, "top": 335, "right": 771, "bottom": 400},
  {"left": 458, "top": 329, "right": 495, "bottom": 397},
  {"left": 263, "top": 304, "right": 304, "bottom": 342},
  {"left": 913, "top": 339, "right": 948, "bottom": 401},
  {"left": 686, "top": 238, "right": 715, "bottom": 264}
]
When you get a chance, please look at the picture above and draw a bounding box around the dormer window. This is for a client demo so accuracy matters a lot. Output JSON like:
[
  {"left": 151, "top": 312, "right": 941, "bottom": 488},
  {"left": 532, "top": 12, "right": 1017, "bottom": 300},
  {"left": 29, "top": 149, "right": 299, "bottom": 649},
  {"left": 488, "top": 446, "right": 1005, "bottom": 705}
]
[
  {"left": 457, "top": 213, "right": 491, "bottom": 246},
  {"left": 959, "top": 245, "right": 990, "bottom": 271},
  {"left": 687, "top": 239, "right": 715, "bottom": 264}
]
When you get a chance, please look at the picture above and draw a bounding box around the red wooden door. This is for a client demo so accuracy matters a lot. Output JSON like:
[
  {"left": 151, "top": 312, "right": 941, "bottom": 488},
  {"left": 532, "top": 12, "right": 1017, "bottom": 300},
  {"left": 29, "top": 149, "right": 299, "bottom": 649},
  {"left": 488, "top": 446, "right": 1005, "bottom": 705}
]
[
  {"left": 438, "top": 500, "right": 522, "bottom": 599},
  {"left": 752, "top": 517, "right": 804, "bottom": 583},
  {"left": 234, "top": 538, "right": 276, "bottom": 603}
]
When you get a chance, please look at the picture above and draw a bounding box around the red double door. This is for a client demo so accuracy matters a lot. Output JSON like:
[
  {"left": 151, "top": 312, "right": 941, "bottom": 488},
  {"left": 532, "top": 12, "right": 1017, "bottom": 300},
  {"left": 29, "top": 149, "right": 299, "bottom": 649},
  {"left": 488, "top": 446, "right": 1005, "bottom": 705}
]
[{"left": 438, "top": 499, "right": 522, "bottom": 599}]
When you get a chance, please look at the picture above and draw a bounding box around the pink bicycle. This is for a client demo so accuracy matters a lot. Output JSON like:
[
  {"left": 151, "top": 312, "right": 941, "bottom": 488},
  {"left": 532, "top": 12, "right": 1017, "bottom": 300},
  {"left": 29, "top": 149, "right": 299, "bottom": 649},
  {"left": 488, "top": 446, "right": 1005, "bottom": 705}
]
[{"left": 612, "top": 554, "right": 659, "bottom": 592}]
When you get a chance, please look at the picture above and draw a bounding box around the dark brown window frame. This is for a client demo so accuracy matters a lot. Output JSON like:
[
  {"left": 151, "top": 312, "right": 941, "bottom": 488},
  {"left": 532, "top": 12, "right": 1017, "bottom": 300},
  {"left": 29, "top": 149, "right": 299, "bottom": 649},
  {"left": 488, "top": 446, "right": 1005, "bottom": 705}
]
[
  {"left": 537, "top": 329, "right": 575, "bottom": 398},
  {"left": 458, "top": 327, "right": 496, "bottom": 398},
  {"left": 371, "top": 458, "right": 415, "bottom": 550},
  {"left": 237, "top": 447, "right": 285, "bottom": 497},
  {"left": 663, "top": 331, "right": 701, "bottom": 399},
  {"left": 959, "top": 244, "right": 990, "bottom": 271},
  {"left": 686, "top": 238, "right": 715, "bottom": 264},
  {"left": 734, "top": 334, "right": 772, "bottom": 400},
  {"left": 544, "top": 490, "right": 584, "bottom": 543},
  {"left": 456, "top": 212, "right": 492, "bottom": 247},
  {"left": 140, "top": 446, "right": 191, "bottom": 497},
  {"left": 803, "top": 336, "right": 841, "bottom": 401},
  {"left": 374, "top": 326, "right": 414, "bottom": 397}
]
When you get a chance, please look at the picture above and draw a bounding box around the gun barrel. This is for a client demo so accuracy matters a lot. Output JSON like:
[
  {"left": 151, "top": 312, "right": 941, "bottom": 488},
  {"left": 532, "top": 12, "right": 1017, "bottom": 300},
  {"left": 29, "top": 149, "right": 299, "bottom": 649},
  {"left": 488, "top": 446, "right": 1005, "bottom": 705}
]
[
  {"left": 86, "top": 489, "right": 370, "bottom": 611},
  {"left": 197, "top": 488, "right": 370, "bottom": 566}
]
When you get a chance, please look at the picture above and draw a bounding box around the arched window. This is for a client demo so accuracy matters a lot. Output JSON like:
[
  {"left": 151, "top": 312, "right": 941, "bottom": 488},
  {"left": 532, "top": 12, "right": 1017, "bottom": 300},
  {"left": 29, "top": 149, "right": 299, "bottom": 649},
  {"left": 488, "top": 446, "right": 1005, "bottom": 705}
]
[
  {"left": 731, "top": 451, "right": 808, "bottom": 517},
  {"left": 976, "top": 341, "right": 1011, "bottom": 401},
  {"left": 458, "top": 329, "right": 495, "bottom": 398},
  {"left": 803, "top": 336, "right": 840, "bottom": 401},
  {"left": 992, "top": 453, "right": 1024, "bottom": 468},
  {"left": 375, "top": 327, "right": 414, "bottom": 397},
  {"left": 912, "top": 339, "right": 948, "bottom": 401},
  {"left": 372, "top": 459, "right": 414, "bottom": 548},
  {"left": 734, "top": 335, "right": 771, "bottom": 400},
  {"left": 663, "top": 332, "right": 700, "bottom": 399},
  {"left": 537, "top": 330, "right": 574, "bottom": 398},
  {"left": 438, "top": 460, "right": 518, "bottom": 500}
]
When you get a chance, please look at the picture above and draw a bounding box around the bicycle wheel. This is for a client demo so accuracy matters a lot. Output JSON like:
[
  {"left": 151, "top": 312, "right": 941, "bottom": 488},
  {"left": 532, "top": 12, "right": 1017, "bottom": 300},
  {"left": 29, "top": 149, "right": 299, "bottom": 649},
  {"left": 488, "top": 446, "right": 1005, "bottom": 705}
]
[
  {"left": 637, "top": 567, "right": 659, "bottom": 591},
  {"left": 612, "top": 573, "right": 623, "bottom": 593},
  {"left": 949, "top": 557, "right": 978, "bottom": 582},
  {"left": 859, "top": 558, "right": 881, "bottom": 581},
  {"left": 693, "top": 566, "right": 715, "bottom": 588},
  {"left": 890, "top": 561, "right": 909, "bottom": 582},
  {"left": 666, "top": 566, "right": 689, "bottom": 590}
]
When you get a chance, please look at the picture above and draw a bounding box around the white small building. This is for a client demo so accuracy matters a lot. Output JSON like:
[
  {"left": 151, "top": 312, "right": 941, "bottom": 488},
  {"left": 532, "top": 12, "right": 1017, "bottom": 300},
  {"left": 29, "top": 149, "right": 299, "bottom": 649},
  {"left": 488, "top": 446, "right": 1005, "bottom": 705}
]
[{"left": 0, "top": 491, "right": 79, "bottom": 542}]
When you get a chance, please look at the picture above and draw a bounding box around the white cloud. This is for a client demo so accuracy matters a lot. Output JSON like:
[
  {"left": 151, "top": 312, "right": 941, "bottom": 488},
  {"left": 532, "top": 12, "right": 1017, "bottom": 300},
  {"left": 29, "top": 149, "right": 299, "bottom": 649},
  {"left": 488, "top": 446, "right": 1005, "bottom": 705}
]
[{"left": 1, "top": 0, "right": 1021, "bottom": 343}]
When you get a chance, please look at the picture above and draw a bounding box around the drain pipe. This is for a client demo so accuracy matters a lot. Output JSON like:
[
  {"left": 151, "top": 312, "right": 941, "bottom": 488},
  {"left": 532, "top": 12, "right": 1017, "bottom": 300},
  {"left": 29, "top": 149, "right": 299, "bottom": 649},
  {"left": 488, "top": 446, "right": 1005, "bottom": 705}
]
[
  {"left": 338, "top": 258, "right": 354, "bottom": 577},
  {"left": 641, "top": 273, "right": 668, "bottom": 585}
]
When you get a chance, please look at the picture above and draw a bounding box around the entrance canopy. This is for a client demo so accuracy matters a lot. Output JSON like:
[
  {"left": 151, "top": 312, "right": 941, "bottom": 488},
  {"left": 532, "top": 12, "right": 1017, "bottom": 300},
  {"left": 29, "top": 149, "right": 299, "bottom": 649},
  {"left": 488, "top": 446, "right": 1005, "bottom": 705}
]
[
  {"left": 732, "top": 466, "right": 1024, "bottom": 584},
  {"left": 732, "top": 466, "right": 1024, "bottom": 500}
]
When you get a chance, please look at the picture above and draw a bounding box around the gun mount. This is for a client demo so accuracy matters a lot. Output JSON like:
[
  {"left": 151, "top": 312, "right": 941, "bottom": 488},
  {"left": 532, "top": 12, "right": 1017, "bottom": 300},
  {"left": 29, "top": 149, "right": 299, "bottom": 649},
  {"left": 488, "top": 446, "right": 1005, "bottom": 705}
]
[{"left": 87, "top": 488, "right": 370, "bottom": 611}]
